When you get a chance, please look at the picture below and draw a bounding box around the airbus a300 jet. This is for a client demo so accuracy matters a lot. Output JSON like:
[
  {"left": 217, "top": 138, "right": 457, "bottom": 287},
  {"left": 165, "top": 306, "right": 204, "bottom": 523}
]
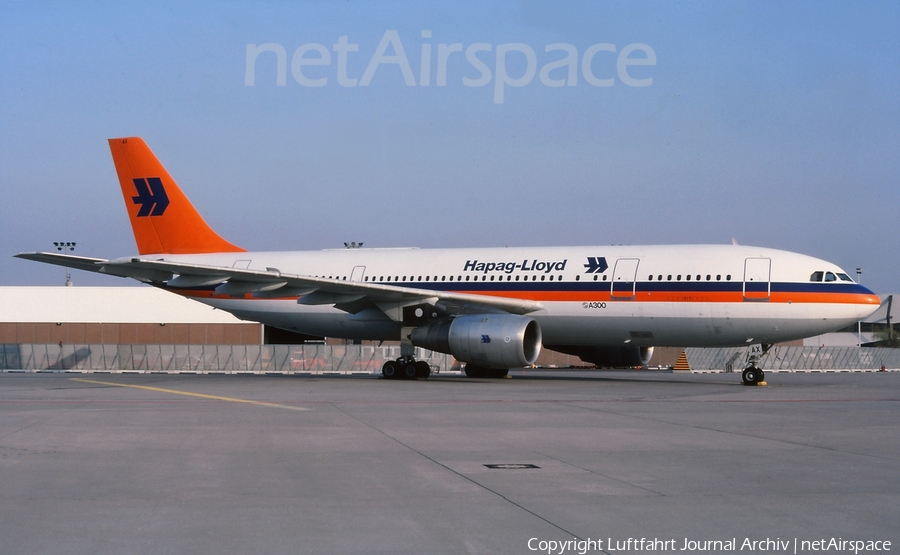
[{"left": 16, "top": 138, "right": 881, "bottom": 384}]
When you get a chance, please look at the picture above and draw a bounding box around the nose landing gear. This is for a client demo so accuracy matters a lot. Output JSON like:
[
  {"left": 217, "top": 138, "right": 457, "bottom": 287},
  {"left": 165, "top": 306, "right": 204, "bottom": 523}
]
[
  {"left": 741, "top": 366, "right": 765, "bottom": 385},
  {"left": 742, "top": 343, "right": 771, "bottom": 385}
]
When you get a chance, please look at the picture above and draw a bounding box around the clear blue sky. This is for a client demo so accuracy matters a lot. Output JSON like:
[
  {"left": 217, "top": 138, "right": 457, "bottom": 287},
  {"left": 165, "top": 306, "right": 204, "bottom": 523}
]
[{"left": 2, "top": 1, "right": 898, "bottom": 293}]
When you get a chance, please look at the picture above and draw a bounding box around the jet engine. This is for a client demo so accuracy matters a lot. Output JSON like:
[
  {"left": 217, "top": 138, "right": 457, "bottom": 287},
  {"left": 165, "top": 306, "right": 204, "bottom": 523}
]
[
  {"left": 410, "top": 314, "right": 542, "bottom": 369},
  {"left": 546, "top": 345, "right": 654, "bottom": 368}
]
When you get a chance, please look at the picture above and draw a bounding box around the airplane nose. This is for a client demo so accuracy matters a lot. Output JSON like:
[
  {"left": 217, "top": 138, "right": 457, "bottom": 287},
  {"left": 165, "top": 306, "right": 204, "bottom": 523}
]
[
  {"left": 859, "top": 285, "right": 881, "bottom": 305},
  {"left": 854, "top": 286, "right": 882, "bottom": 319}
]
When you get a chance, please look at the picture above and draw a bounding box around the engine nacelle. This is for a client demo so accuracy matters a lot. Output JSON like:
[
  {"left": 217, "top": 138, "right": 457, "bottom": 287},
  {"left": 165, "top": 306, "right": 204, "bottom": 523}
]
[
  {"left": 546, "top": 345, "right": 654, "bottom": 368},
  {"left": 410, "top": 314, "right": 542, "bottom": 369}
]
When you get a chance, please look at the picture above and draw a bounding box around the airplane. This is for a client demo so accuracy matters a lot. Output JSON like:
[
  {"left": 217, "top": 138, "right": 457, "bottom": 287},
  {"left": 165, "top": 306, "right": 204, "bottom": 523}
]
[{"left": 16, "top": 137, "right": 881, "bottom": 384}]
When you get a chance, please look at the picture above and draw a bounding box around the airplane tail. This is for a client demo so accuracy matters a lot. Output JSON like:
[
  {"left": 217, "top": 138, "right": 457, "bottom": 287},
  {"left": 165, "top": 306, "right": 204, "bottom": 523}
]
[{"left": 108, "top": 137, "right": 245, "bottom": 255}]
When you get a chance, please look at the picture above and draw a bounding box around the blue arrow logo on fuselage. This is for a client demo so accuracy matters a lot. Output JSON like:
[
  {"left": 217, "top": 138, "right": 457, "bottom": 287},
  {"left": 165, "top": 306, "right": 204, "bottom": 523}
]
[{"left": 584, "top": 257, "right": 608, "bottom": 274}]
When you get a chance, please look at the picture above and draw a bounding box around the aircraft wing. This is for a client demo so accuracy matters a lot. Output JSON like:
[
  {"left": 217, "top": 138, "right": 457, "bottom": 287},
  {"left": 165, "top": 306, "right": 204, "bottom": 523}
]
[
  {"left": 15, "top": 252, "right": 543, "bottom": 321},
  {"left": 15, "top": 252, "right": 113, "bottom": 273}
]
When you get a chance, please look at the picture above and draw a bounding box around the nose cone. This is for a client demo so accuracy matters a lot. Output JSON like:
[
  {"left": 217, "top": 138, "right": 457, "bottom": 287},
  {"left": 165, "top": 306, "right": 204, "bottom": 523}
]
[{"left": 855, "top": 285, "right": 882, "bottom": 319}]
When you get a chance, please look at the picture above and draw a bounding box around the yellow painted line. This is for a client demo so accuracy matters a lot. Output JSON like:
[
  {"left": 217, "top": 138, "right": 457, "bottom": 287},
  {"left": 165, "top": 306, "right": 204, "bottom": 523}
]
[{"left": 69, "top": 378, "right": 310, "bottom": 411}]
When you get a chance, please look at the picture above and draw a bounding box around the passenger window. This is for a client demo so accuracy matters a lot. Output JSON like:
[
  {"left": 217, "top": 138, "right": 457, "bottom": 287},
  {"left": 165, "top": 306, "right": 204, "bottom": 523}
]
[
  {"left": 810, "top": 271, "right": 824, "bottom": 282},
  {"left": 825, "top": 272, "right": 836, "bottom": 282}
]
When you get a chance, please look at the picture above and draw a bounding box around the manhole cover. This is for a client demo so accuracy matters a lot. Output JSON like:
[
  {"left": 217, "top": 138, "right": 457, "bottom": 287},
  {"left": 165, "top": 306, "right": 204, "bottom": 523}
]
[{"left": 484, "top": 463, "right": 540, "bottom": 470}]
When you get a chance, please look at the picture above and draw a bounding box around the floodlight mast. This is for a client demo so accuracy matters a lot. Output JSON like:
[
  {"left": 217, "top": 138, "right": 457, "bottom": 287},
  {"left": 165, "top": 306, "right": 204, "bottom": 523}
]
[{"left": 53, "top": 241, "right": 76, "bottom": 285}]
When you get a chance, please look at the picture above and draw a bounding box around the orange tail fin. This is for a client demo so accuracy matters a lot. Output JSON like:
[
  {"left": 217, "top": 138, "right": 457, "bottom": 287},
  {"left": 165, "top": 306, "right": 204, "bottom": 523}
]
[{"left": 108, "top": 137, "right": 245, "bottom": 255}]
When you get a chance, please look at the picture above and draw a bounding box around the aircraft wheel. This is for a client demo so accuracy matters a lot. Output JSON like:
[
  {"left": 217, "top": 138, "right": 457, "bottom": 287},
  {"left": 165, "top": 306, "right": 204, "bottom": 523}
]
[
  {"left": 382, "top": 360, "right": 399, "bottom": 379},
  {"left": 414, "top": 361, "right": 431, "bottom": 379},
  {"left": 465, "top": 365, "right": 508, "bottom": 379},
  {"left": 742, "top": 367, "right": 760, "bottom": 385},
  {"left": 464, "top": 364, "right": 485, "bottom": 378},
  {"left": 488, "top": 368, "right": 509, "bottom": 379},
  {"left": 403, "top": 363, "right": 419, "bottom": 379}
]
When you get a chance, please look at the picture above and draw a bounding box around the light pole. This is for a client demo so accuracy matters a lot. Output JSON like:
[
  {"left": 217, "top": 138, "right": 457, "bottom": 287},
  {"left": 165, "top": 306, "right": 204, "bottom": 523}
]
[
  {"left": 54, "top": 241, "right": 76, "bottom": 286},
  {"left": 856, "top": 267, "right": 862, "bottom": 347}
]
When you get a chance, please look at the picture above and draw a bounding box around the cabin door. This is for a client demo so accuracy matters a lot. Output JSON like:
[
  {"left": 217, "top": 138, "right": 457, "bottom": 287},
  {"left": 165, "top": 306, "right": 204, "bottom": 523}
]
[
  {"left": 743, "top": 258, "right": 771, "bottom": 301},
  {"left": 611, "top": 258, "right": 640, "bottom": 300},
  {"left": 350, "top": 266, "right": 366, "bottom": 282}
]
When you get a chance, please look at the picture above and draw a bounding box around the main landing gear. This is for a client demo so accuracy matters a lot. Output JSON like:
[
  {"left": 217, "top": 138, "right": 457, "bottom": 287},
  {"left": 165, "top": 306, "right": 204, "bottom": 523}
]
[
  {"left": 464, "top": 364, "right": 509, "bottom": 379},
  {"left": 382, "top": 356, "right": 431, "bottom": 380}
]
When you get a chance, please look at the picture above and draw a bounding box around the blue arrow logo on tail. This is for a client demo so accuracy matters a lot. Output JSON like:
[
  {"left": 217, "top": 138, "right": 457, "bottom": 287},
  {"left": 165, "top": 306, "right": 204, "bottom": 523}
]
[
  {"left": 583, "top": 257, "right": 608, "bottom": 274},
  {"left": 132, "top": 177, "right": 169, "bottom": 217}
]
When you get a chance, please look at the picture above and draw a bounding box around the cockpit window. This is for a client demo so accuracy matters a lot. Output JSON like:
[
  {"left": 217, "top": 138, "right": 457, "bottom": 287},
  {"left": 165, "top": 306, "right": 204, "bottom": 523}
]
[
  {"left": 837, "top": 273, "right": 853, "bottom": 282},
  {"left": 810, "top": 271, "right": 824, "bottom": 282},
  {"left": 824, "top": 272, "right": 837, "bottom": 282}
]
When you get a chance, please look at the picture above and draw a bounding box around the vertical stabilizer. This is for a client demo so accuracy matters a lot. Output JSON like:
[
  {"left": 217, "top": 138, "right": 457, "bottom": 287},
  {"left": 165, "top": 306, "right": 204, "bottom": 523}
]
[{"left": 108, "top": 137, "right": 245, "bottom": 255}]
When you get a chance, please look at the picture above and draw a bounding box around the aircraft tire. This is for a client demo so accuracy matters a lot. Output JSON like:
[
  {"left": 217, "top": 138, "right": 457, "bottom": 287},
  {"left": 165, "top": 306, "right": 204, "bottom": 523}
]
[
  {"left": 742, "top": 367, "right": 760, "bottom": 385},
  {"left": 465, "top": 365, "right": 508, "bottom": 379},
  {"left": 382, "top": 360, "right": 400, "bottom": 379},
  {"left": 403, "top": 363, "right": 419, "bottom": 379},
  {"left": 414, "top": 361, "right": 431, "bottom": 379},
  {"left": 464, "top": 364, "right": 485, "bottom": 378}
]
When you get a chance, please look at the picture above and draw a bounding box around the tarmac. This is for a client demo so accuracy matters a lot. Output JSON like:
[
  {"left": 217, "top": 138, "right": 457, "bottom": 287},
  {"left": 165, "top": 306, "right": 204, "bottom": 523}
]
[{"left": 1, "top": 370, "right": 898, "bottom": 555}]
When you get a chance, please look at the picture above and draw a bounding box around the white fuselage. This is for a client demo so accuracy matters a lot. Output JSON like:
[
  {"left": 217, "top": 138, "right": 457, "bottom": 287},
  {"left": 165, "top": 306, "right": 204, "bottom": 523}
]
[{"left": 157, "top": 244, "right": 880, "bottom": 348}]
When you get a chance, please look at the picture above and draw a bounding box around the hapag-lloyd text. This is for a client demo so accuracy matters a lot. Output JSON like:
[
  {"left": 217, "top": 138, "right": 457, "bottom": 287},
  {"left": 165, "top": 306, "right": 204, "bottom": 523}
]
[{"left": 464, "top": 259, "right": 568, "bottom": 274}]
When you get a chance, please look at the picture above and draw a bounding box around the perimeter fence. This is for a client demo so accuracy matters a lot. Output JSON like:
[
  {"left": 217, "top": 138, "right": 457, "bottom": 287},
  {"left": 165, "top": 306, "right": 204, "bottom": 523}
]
[
  {"left": 0, "top": 344, "right": 460, "bottom": 374},
  {"left": 3, "top": 343, "right": 898, "bottom": 374},
  {"left": 686, "top": 346, "right": 900, "bottom": 373}
]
